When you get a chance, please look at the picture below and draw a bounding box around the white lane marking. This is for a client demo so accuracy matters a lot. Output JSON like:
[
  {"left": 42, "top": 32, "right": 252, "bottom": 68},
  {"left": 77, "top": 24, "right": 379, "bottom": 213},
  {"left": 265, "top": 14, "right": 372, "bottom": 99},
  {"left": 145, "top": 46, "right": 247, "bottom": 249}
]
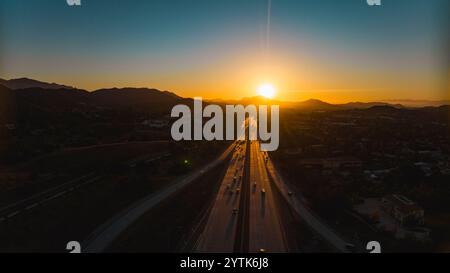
[
  {"left": 25, "top": 203, "right": 39, "bottom": 210},
  {"left": 7, "top": 211, "right": 20, "bottom": 218},
  {"left": 43, "top": 190, "right": 67, "bottom": 202},
  {"left": 0, "top": 173, "right": 95, "bottom": 214}
]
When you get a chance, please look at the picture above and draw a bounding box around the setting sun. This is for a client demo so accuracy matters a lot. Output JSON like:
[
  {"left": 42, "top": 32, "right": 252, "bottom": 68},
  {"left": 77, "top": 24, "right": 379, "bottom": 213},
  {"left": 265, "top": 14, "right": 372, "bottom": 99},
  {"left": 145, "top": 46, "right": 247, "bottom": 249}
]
[{"left": 257, "top": 83, "right": 276, "bottom": 99}]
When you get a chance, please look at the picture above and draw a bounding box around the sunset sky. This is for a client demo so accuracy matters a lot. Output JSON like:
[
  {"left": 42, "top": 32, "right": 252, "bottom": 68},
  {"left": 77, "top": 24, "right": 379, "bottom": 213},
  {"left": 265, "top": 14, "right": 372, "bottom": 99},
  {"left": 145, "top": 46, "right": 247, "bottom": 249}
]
[{"left": 0, "top": 0, "right": 448, "bottom": 103}]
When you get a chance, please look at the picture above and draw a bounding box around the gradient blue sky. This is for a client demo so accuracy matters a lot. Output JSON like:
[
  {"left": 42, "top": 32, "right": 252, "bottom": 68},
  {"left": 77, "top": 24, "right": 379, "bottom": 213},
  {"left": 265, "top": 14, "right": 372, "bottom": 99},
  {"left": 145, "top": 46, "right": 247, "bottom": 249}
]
[{"left": 0, "top": 0, "right": 448, "bottom": 102}]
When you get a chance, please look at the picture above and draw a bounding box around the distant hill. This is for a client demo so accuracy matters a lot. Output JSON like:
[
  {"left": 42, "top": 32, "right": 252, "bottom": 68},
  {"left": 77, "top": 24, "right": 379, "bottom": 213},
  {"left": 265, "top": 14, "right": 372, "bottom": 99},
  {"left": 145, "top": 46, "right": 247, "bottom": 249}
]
[
  {"left": 91, "top": 87, "right": 188, "bottom": 112},
  {"left": 364, "top": 105, "right": 404, "bottom": 113},
  {"left": 293, "top": 99, "right": 341, "bottom": 111},
  {"left": 340, "top": 101, "right": 405, "bottom": 109},
  {"left": 0, "top": 85, "right": 17, "bottom": 123},
  {"left": 1, "top": 78, "right": 447, "bottom": 116},
  {"left": 0, "top": 82, "right": 189, "bottom": 120},
  {"left": 214, "top": 95, "right": 449, "bottom": 110},
  {"left": 209, "top": 97, "right": 330, "bottom": 109},
  {"left": 209, "top": 96, "right": 282, "bottom": 106},
  {"left": 14, "top": 87, "right": 91, "bottom": 112},
  {"left": 0, "top": 78, "right": 75, "bottom": 90},
  {"left": 385, "top": 99, "right": 450, "bottom": 107},
  {"left": 209, "top": 97, "right": 405, "bottom": 111},
  {"left": 290, "top": 99, "right": 408, "bottom": 111}
]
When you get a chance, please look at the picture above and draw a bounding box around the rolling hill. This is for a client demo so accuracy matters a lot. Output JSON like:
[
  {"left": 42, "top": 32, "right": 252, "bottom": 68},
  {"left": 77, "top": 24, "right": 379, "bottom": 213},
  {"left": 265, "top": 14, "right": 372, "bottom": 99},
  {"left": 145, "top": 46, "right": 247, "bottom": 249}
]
[
  {"left": 0, "top": 81, "right": 190, "bottom": 121},
  {"left": 0, "top": 78, "right": 75, "bottom": 90},
  {"left": 1, "top": 78, "right": 448, "bottom": 118}
]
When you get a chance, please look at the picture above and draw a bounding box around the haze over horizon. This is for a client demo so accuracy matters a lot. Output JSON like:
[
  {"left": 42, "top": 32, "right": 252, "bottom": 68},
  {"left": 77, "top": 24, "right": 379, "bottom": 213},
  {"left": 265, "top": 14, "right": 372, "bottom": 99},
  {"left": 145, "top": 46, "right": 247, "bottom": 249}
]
[
  {"left": 2, "top": 76, "right": 449, "bottom": 108},
  {"left": 0, "top": 0, "right": 448, "bottom": 103}
]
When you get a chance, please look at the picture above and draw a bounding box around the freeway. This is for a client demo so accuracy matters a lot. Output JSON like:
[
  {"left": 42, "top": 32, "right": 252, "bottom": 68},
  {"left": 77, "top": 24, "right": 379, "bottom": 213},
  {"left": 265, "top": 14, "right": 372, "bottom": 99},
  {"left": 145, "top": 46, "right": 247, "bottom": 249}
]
[
  {"left": 195, "top": 142, "right": 247, "bottom": 252},
  {"left": 84, "top": 142, "right": 237, "bottom": 253},
  {"left": 195, "top": 140, "right": 288, "bottom": 253},
  {"left": 265, "top": 154, "right": 351, "bottom": 253},
  {"left": 0, "top": 152, "right": 170, "bottom": 224},
  {"left": 248, "top": 141, "right": 287, "bottom": 253}
]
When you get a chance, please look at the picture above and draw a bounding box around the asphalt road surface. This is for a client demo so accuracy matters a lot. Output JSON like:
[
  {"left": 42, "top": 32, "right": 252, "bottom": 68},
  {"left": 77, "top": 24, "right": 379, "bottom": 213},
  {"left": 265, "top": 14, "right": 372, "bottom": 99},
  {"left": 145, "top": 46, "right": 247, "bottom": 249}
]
[
  {"left": 196, "top": 140, "right": 288, "bottom": 253},
  {"left": 248, "top": 141, "right": 287, "bottom": 253},
  {"left": 0, "top": 151, "right": 169, "bottom": 225},
  {"left": 265, "top": 153, "right": 351, "bottom": 252},
  {"left": 195, "top": 142, "right": 247, "bottom": 252},
  {"left": 84, "top": 143, "right": 236, "bottom": 253}
]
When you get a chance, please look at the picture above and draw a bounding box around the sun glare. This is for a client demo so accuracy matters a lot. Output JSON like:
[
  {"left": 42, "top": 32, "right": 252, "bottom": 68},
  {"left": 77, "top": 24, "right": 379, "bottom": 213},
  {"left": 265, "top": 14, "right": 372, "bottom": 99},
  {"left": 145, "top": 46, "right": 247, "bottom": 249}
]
[{"left": 257, "top": 83, "right": 276, "bottom": 99}]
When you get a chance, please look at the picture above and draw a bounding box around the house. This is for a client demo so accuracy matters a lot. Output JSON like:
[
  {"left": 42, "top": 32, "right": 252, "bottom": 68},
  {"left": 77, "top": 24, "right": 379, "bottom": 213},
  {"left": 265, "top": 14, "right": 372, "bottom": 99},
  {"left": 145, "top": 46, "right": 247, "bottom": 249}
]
[{"left": 381, "top": 194, "right": 424, "bottom": 226}]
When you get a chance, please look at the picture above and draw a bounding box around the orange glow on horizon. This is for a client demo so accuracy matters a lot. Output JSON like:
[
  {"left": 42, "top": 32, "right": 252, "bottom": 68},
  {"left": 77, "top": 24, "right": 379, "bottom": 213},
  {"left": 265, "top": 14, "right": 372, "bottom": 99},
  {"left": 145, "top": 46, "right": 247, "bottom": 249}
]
[{"left": 19, "top": 44, "right": 447, "bottom": 104}]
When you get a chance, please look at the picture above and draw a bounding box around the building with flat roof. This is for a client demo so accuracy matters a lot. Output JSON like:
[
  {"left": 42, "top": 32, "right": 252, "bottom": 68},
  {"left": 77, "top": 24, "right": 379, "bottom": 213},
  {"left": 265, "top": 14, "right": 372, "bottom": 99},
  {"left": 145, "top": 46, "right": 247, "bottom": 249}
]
[{"left": 381, "top": 194, "right": 424, "bottom": 227}]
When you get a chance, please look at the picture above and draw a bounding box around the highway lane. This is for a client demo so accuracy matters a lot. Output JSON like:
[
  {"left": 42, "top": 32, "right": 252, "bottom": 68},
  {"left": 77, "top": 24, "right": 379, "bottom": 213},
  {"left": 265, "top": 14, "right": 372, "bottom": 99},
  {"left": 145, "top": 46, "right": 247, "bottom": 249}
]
[
  {"left": 84, "top": 142, "right": 237, "bottom": 253},
  {"left": 0, "top": 173, "right": 98, "bottom": 222},
  {"left": 248, "top": 141, "right": 287, "bottom": 253},
  {"left": 0, "top": 152, "right": 170, "bottom": 223},
  {"left": 195, "top": 142, "right": 246, "bottom": 252},
  {"left": 196, "top": 140, "right": 288, "bottom": 253},
  {"left": 265, "top": 154, "right": 351, "bottom": 253}
]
